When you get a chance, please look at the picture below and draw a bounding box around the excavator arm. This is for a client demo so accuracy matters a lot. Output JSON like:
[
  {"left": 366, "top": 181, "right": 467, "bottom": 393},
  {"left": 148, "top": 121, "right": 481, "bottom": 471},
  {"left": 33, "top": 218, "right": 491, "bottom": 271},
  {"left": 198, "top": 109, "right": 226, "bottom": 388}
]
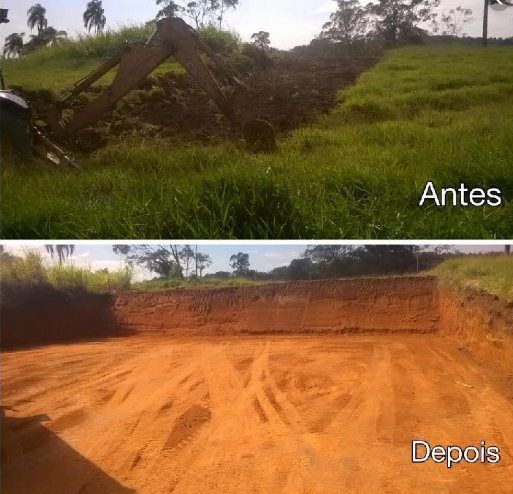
[{"left": 44, "top": 17, "right": 272, "bottom": 148}]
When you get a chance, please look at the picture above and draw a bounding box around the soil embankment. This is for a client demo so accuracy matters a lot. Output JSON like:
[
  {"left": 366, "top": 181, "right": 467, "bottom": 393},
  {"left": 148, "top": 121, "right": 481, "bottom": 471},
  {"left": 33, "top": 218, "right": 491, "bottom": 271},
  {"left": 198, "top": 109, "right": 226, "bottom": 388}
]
[
  {"left": 114, "top": 277, "right": 440, "bottom": 336},
  {"left": 0, "top": 286, "right": 128, "bottom": 349},
  {"left": 438, "top": 288, "right": 513, "bottom": 378},
  {"left": 2, "top": 276, "right": 512, "bottom": 374}
]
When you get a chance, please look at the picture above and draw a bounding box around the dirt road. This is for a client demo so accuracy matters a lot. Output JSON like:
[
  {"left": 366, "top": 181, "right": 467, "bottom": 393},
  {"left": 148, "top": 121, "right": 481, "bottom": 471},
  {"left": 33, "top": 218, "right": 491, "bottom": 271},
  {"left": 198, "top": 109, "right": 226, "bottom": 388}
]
[{"left": 1, "top": 336, "right": 512, "bottom": 494}]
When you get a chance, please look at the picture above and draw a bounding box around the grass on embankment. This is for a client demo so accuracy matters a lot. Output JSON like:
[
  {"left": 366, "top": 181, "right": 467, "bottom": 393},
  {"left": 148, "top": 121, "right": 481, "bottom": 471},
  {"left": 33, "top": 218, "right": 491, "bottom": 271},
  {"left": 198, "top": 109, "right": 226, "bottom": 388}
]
[
  {"left": 2, "top": 45, "right": 513, "bottom": 239},
  {"left": 1, "top": 252, "right": 132, "bottom": 292},
  {"left": 433, "top": 255, "right": 513, "bottom": 303}
]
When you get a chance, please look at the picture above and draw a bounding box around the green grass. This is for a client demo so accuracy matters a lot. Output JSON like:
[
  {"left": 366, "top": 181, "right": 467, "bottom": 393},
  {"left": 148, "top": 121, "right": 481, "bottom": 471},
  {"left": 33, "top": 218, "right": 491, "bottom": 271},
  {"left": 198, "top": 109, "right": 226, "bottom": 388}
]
[
  {"left": 1, "top": 251, "right": 132, "bottom": 292},
  {"left": 433, "top": 255, "right": 513, "bottom": 302},
  {"left": 2, "top": 45, "right": 513, "bottom": 239},
  {"left": 2, "top": 57, "right": 182, "bottom": 92}
]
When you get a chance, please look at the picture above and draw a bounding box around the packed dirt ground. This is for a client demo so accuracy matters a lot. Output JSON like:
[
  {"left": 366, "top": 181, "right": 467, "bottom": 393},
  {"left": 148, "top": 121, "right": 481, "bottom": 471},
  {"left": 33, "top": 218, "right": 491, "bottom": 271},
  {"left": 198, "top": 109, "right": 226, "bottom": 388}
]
[{"left": 2, "top": 335, "right": 512, "bottom": 494}]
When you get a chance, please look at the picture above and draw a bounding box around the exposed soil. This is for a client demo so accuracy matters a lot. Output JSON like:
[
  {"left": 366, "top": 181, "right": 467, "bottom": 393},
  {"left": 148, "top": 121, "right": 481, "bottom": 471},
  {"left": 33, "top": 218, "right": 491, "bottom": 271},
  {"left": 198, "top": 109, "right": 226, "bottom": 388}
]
[
  {"left": 114, "top": 277, "right": 440, "bottom": 336},
  {"left": 0, "top": 285, "right": 130, "bottom": 349},
  {"left": 126, "top": 55, "right": 374, "bottom": 142},
  {"left": 22, "top": 54, "right": 376, "bottom": 153},
  {"left": 2, "top": 336, "right": 512, "bottom": 494},
  {"left": 2, "top": 277, "right": 512, "bottom": 494}
]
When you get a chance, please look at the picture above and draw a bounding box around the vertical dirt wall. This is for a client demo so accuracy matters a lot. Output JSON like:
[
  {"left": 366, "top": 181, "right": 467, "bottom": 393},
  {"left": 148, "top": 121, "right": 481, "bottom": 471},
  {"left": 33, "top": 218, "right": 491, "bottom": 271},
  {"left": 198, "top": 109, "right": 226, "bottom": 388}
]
[
  {"left": 113, "top": 277, "right": 440, "bottom": 336},
  {"left": 0, "top": 287, "right": 126, "bottom": 349},
  {"left": 438, "top": 289, "right": 513, "bottom": 377}
]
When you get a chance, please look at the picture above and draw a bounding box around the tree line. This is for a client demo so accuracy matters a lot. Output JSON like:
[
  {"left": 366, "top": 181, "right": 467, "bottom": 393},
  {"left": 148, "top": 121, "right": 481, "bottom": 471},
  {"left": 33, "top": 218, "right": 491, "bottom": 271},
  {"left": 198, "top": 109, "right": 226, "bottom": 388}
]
[
  {"left": 3, "top": 1, "right": 265, "bottom": 59},
  {"left": 3, "top": 0, "right": 106, "bottom": 57},
  {"left": 110, "top": 244, "right": 510, "bottom": 283},
  {"left": 296, "top": 0, "right": 511, "bottom": 55}
]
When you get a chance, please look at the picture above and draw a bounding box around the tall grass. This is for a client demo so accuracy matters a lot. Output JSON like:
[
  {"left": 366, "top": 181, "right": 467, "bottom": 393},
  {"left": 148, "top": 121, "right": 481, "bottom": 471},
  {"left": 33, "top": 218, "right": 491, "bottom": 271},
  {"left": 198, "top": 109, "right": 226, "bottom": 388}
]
[
  {"left": 2, "top": 46, "right": 513, "bottom": 239},
  {"left": 23, "top": 24, "right": 155, "bottom": 61},
  {"left": 1, "top": 252, "right": 132, "bottom": 292},
  {"left": 433, "top": 255, "right": 513, "bottom": 302},
  {"left": 7, "top": 23, "right": 241, "bottom": 63},
  {"left": 1, "top": 23, "right": 240, "bottom": 91}
]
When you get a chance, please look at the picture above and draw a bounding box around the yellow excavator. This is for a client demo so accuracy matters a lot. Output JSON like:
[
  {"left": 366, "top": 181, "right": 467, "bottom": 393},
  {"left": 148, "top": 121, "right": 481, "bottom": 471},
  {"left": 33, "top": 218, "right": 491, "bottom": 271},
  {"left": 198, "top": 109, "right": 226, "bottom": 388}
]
[{"left": 0, "top": 14, "right": 276, "bottom": 167}]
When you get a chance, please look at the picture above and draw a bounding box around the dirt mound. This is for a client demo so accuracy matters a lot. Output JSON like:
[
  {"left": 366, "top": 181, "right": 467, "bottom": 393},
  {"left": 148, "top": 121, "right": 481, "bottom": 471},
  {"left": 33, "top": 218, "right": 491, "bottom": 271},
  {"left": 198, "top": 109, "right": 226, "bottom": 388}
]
[
  {"left": 20, "top": 53, "right": 376, "bottom": 153},
  {"left": 125, "top": 55, "right": 374, "bottom": 142}
]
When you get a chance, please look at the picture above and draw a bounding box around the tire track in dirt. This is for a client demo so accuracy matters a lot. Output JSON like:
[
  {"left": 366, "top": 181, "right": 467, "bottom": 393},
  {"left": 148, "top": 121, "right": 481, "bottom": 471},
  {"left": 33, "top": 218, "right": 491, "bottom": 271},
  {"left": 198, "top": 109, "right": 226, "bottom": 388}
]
[{"left": 2, "top": 336, "right": 512, "bottom": 494}]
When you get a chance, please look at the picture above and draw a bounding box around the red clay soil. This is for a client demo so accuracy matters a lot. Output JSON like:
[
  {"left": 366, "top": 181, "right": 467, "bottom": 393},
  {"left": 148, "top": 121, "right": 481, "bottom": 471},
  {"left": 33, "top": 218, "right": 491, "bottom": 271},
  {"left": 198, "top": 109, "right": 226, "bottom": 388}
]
[
  {"left": 114, "top": 277, "right": 440, "bottom": 336},
  {"left": 2, "top": 277, "right": 513, "bottom": 494},
  {"left": 0, "top": 285, "right": 130, "bottom": 349},
  {"left": 2, "top": 336, "right": 512, "bottom": 494}
]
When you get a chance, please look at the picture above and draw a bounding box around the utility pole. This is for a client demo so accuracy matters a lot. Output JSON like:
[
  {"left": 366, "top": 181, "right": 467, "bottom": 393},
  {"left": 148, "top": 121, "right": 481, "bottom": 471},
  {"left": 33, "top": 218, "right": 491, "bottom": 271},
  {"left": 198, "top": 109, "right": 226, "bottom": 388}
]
[
  {"left": 483, "top": 0, "right": 489, "bottom": 46},
  {"left": 195, "top": 245, "right": 198, "bottom": 277}
]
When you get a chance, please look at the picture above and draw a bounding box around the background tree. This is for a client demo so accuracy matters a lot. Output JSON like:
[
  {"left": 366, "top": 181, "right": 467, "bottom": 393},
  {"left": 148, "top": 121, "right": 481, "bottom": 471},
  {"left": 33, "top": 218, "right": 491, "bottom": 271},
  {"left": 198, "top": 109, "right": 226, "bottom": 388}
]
[
  {"left": 217, "top": 0, "right": 239, "bottom": 28},
  {"left": 430, "top": 6, "right": 473, "bottom": 37},
  {"left": 321, "top": 0, "right": 370, "bottom": 52},
  {"left": 368, "top": 0, "right": 440, "bottom": 47},
  {"left": 3, "top": 33, "right": 25, "bottom": 57},
  {"left": 251, "top": 31, "right": 270, "bottom": 50},
  {"left": 196, "top": 252, "right": 213, "bottom": 277},
  {"left": 155, "top": 0, "right": 180, "bottom": 19},
  {"left": 45, "top": 245, "right": 75, "bottom": 265},
  {"left": 24, "top": 26, "right": 67, "bottom": 51},
  {"left": 83, "top": 0, "right": 107, "bottom": 34},
  {"left": 27, "top": 3, "right": 48, "bottom": 34},
  {"left": 230, "top": 252, "right": 250, "bottom": 276},
  {"left": 113, "top": 245, "right": 211, "bottom": 279},
  {"left": 154, "top": 0, "right": 239, "bottom": 28}
]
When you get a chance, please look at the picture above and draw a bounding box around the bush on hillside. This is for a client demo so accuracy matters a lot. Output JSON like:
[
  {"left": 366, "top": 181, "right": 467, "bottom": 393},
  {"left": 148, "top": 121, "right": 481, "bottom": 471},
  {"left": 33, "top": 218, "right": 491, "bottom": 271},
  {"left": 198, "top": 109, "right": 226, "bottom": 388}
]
[
  {"left": 241, "top": 43, "right": 274, "bottom": 69},
  {"left": 197, "top": 26, "right": 241, "bottom": 54}
]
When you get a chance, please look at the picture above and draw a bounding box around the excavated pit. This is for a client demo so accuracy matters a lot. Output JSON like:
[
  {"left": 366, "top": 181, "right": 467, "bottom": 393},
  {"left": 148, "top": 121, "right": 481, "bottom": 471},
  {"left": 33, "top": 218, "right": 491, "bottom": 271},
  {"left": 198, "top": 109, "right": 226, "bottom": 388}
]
[{"left": 1, "top": 276, "right": 512, "bottom": 494}]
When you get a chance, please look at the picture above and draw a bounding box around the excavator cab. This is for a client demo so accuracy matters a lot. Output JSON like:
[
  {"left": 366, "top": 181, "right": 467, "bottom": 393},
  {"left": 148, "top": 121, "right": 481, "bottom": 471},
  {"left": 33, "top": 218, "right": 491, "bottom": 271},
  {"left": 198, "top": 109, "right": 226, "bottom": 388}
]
[{"left": 0, "top": 8, "right": 33, "bottom": 157}]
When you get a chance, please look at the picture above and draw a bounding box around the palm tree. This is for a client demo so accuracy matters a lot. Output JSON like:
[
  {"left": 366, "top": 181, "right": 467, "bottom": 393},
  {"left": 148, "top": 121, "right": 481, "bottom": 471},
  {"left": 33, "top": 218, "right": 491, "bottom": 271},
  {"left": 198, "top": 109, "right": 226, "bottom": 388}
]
[
  {"left": 83, "top": 0, "right": 107, "bottom": 34},
  {"left": 41, "top": 26, "right": 67, "bottom": 45},
  {"left": 27, "top": 3, "right": 48, "bottom": 34},
  {"left": 3, "top": 33, "right": 25, "bottom": 58},
  {"left": 45, "top": 245, "right": 75, "bottom": 264}
]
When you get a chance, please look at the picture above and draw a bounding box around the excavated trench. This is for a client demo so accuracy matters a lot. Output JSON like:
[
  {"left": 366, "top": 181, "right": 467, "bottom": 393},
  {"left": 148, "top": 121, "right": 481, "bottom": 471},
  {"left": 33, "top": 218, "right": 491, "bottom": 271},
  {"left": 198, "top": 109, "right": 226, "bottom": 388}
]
[
  {"left": 1, "top": 277, "right": 512, "bottom": 494},
  {"left": 18, "top": 54, "right": 377, "bottom": 153}
]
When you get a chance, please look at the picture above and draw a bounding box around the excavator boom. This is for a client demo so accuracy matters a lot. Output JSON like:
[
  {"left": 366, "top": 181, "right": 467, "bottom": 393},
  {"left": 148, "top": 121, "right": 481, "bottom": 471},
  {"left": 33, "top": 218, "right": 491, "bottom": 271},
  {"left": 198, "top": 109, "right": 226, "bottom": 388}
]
[{"left": 44, "top": 17, "right": 273, "bottom": 148}]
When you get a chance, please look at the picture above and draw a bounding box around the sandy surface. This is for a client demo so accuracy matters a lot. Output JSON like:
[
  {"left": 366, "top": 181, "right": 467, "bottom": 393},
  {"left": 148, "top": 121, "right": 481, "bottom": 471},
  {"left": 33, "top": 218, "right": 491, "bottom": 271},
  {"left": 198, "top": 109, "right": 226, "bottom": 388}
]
[{"left": 1, "top": 335, "right": 512, "bottom": 494}]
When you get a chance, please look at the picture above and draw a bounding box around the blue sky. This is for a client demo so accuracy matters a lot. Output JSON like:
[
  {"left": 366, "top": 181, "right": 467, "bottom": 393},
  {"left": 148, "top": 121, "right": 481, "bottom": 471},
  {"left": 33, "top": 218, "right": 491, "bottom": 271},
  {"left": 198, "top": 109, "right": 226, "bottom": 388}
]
[
  {"left": 1, "top": 0, "right": 512, "bottom": 49},
  {"left": 2, "top": 244, "right": 306, "bottom": 278},
  {"left": 1, "top": 243, "right": 507, "bottom": 280}
]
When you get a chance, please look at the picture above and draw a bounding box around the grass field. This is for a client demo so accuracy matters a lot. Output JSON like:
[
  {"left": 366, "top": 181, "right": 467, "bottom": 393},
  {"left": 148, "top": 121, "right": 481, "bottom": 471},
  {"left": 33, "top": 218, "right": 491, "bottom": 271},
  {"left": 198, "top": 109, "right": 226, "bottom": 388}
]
[
  {"left": 433, "top": 254, "right": 513, "bottom": 302},
  {"left": 1, "top": 45, "right": 512, "bottom": 239},
  {"left": 1, "top": 57, "right": 182, "bottom": 92}
]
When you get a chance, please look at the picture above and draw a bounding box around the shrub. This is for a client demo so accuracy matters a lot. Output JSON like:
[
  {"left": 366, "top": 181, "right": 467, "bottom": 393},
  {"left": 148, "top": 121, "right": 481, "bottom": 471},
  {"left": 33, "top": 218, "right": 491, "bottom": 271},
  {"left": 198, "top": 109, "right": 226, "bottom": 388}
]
[
  {"left": 0, "top": 251, "right": 132, "bottom": 292},
  {"left": 241, "top": 43, "right": 274, "bottom": 69},
  {"left": 198, "top": 26, "right": 242, "bottom": 54}
]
